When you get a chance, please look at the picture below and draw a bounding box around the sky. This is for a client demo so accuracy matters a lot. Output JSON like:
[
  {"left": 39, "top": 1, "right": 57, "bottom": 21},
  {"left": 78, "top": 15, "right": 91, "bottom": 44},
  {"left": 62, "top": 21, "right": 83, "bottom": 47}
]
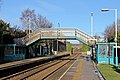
[{"left": 0, "top": 0, "right": 120, "bottom": 43}]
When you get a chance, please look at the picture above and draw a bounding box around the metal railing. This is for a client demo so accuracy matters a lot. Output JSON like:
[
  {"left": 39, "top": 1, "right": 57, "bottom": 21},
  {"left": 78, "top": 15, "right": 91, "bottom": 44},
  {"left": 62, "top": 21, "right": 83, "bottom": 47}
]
[{"left": 14, "top": 28, "right": 94, "bottom": 46}]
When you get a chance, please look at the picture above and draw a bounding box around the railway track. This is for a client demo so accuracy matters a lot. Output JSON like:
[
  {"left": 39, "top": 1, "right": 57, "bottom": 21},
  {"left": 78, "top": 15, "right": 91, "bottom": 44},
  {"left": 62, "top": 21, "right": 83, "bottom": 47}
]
[
  {"left": 0, "top": 54, "right": 69, "bottom": 78},
  {"left": 0, "top": 53, "right": 80, "bottom": 80}
]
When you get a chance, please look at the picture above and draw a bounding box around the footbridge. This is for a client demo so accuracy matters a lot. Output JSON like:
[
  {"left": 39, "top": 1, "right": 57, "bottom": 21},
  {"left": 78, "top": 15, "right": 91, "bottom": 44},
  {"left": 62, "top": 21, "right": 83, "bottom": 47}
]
[
  {"left": 13, "top": 28, "right": 117, "bottom": 66},
  {"left": 14, "top": 28, "right": 95, "bottom": 46}
]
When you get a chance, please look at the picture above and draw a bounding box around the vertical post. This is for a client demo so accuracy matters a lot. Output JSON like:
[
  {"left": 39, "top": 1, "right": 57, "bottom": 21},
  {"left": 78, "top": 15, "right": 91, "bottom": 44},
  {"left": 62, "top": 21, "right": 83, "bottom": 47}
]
[
  {"left": 52, "top": 40, "right": 54, "bottom": 53},
  {"left": 97, "top": 44, "right": 100, "bottom": 63},
  {"left": 40, "top": 45, "right": 41, "bottom": 56},
  {"left": 115, "top": 9, "right": 118, "bottom": 69},
  {"left": 58, "top": 23, "right": 60, "bottom": 28},
  {"left": 13, "top": 44, "right": 16, "bottom": 55},
  {"left": 112, "top": 44, "right": 115, "bottom": 64},
  {"left": 107, "top": 44, "right": 110, "bottom": 64},
  {"left": 101, "top": 8, "right": 118, "bottom": 69},
  {"left": 57, "top": 23, "right": 60, "bottom": 54},
  {"left": 57, "top": 39, "right": 59, "bottom": 53},
  {"left": 57, "top": 28, "right": 58, "bottom": 54},
  {"left": 27, "top": 17, "right": 31, "bottom": 57},
  {"left": 91, "top": 12, "right": 94, "bottom": 37},
  {"left": 27, "top": 18, "right": 30, "bottom": 38}
]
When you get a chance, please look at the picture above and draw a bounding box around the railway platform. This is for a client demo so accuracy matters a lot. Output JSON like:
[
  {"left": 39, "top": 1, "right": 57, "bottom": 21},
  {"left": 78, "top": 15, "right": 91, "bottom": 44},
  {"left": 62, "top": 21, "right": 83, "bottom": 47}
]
[
  {"left": 0, "top": 53, "right": 69, "bottom": 70},
  {"left": 59, "top": 55, "right": 104, "bottom": 80},
  {"left": 0, "top": 53, "right": 104, "bottom": 80}
]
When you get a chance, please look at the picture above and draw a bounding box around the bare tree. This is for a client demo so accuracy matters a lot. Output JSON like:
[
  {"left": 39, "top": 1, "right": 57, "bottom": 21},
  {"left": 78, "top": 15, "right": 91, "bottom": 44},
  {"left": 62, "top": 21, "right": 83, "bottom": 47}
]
[
  {"left": 34, "top": 15, "right": 52, "bottom": 29},
  {"left": 104, "top": 24, "right": 115, "bottom": 42},
  {"left": 104, "top": 20, "right": 120, "bottom": 43},
  {"left": 20, "top": 9, "right": 35, "bottom": 32},
  {"left": 20, "top": 8, "right": 52, "bottom": 32}
]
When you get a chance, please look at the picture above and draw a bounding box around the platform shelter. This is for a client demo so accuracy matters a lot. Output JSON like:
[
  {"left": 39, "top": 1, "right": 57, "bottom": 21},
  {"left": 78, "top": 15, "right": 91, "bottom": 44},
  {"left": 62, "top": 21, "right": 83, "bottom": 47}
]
[{"left": 96, "top": 42, "right": 115, "bottom": 64}]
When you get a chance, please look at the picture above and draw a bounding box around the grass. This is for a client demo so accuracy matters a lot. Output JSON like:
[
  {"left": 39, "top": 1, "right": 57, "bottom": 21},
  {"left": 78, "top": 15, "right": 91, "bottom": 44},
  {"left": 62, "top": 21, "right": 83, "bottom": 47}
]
[{"left": 97, "top": 64, "right": 120, "bottom": 80}]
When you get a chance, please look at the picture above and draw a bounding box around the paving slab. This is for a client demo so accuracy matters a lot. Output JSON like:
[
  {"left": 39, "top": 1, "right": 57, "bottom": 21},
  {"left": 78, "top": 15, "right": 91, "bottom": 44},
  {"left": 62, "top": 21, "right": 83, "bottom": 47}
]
[{"left": 60, "top": 55, "right": 100, "bottom": 80}]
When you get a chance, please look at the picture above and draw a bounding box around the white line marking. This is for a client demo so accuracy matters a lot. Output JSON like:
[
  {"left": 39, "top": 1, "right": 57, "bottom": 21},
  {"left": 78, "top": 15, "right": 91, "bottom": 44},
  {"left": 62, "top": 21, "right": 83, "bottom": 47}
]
[{"left": 58, "top": 58, "right": 78, "bottom": 80}]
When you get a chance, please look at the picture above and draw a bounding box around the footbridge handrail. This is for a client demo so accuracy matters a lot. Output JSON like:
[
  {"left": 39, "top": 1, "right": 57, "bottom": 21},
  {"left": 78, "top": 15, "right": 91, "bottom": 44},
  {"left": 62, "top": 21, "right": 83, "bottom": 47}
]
[
  {"left": 14, "top": 28, "right": 94, "bottom": 46},
  {"left": 75, "top": 29, "right": 93, "bottom": 39}
]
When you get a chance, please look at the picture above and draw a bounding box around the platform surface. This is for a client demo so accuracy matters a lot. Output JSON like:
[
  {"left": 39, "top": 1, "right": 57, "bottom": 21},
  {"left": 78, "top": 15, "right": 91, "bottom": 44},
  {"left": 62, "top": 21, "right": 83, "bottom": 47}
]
[{"left": 60, "top": 55, "right": 101, "bottom": 80}]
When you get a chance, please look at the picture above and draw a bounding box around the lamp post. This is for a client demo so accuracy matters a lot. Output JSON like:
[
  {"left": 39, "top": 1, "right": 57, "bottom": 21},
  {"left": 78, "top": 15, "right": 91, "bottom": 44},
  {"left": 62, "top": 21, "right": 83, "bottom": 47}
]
[
  {"left": 101, "top": 8, "right": 118, "bottom": 69},
  {"left": 90, "top": 12, "right": 94, "bottom": 60},
  {"left": 58, "top": 23, "right": 60, "bottom": 28},
  {"left": 91, "top": 12, "right": 94, "bottom": 37},
  {"left": 57, "top": 23, "right": 60, "bottom": 53}
]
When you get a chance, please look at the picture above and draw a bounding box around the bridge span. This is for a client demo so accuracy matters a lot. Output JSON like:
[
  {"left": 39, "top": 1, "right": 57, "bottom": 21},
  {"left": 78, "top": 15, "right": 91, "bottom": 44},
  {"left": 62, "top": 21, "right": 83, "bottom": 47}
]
[{"left": 14, "top": 28, "right": 94, "bottom": 46}]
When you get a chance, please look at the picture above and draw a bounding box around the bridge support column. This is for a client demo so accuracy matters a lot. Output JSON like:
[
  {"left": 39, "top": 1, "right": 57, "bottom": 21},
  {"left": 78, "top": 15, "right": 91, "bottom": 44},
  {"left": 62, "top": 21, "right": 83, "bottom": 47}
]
[
  {"left": 13, "top": 44, "right": 16, "bottom": 55},
  {"left": 40, "top": 45, "right": 41, "bottom": 56},
  {"left": 57, "top": 39, "right": 59, "bottom": 54}
]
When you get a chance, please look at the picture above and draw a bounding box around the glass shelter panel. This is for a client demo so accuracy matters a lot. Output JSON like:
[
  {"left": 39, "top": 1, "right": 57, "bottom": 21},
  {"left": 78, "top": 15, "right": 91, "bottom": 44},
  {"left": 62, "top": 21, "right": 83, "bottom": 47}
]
[{"left": 96, "top": 42, "right": 115, "bottom": 64}]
